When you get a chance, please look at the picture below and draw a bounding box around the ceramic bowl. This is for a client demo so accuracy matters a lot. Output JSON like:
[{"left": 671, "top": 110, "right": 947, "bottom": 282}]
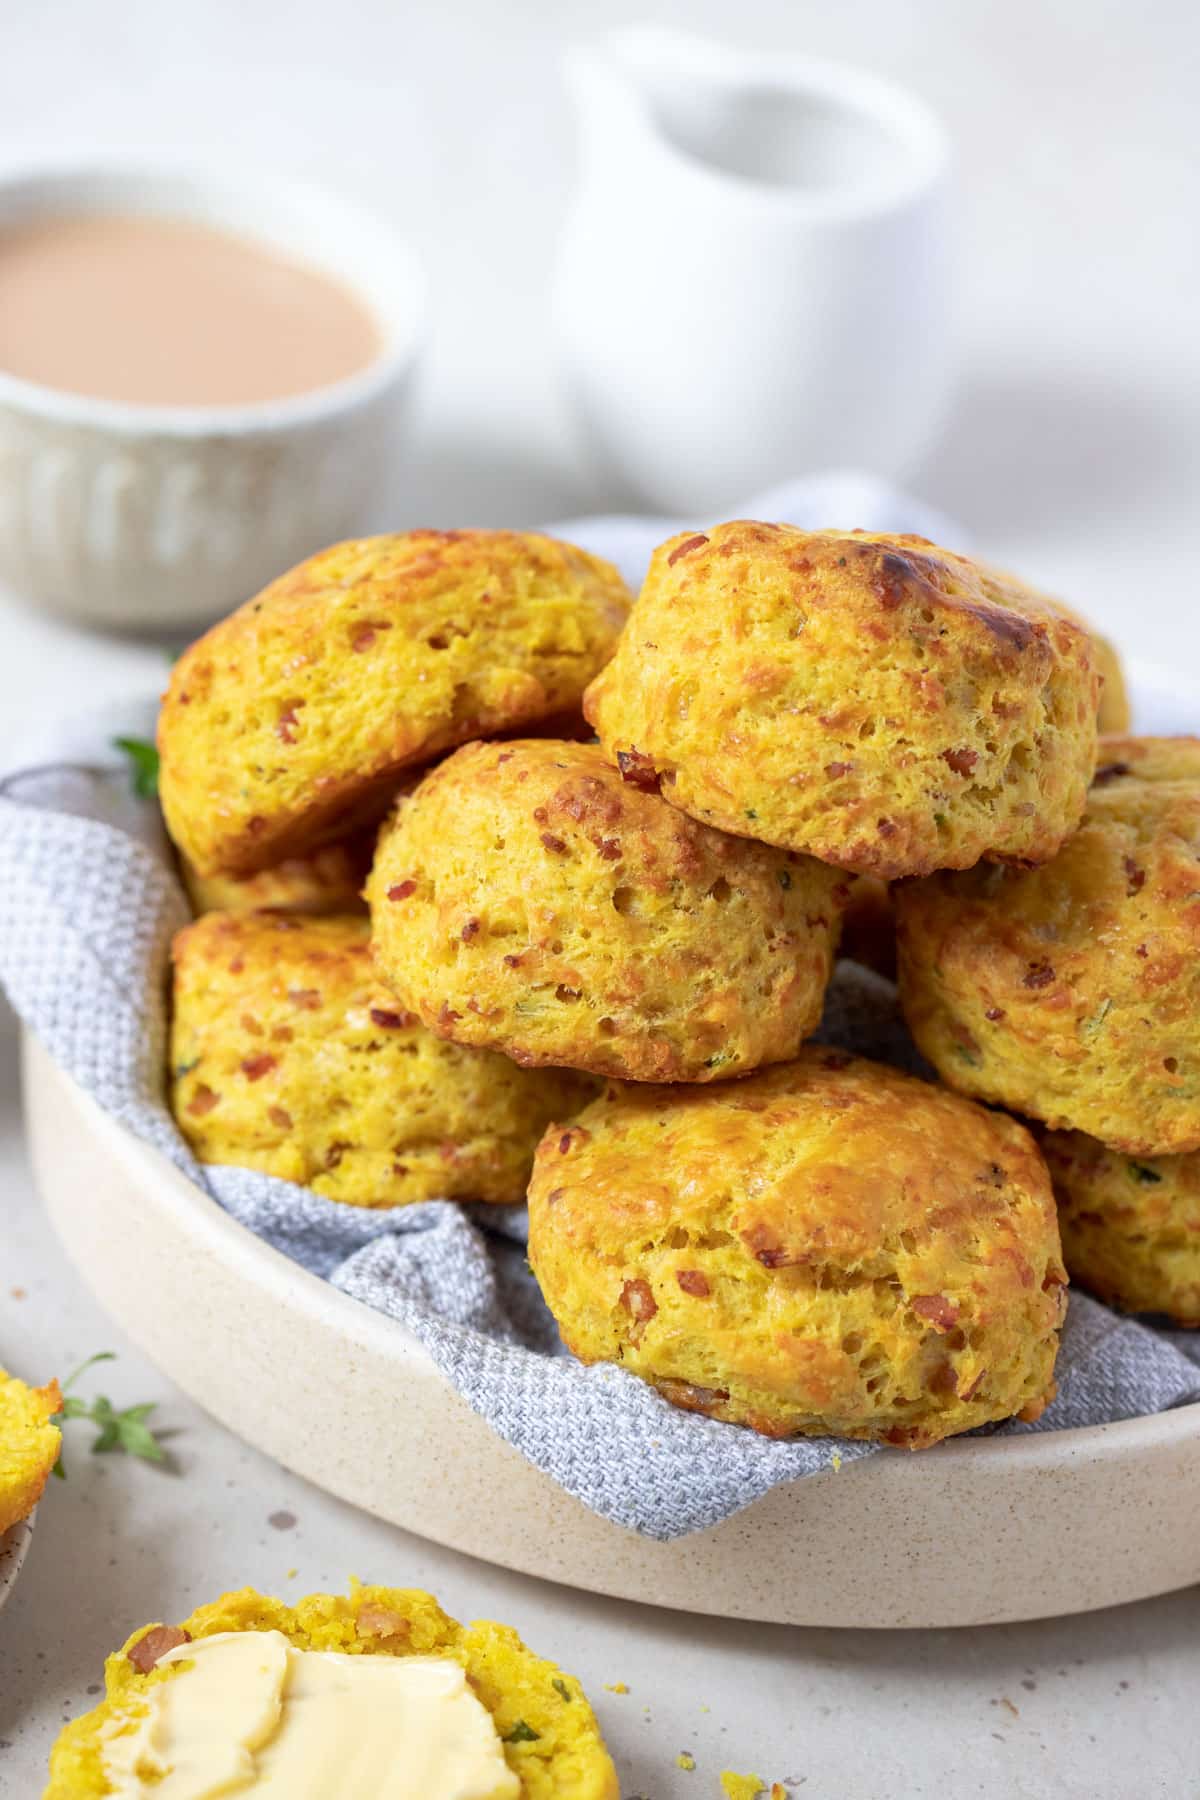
[
  {"left": 0, "top": 1510, "right": 36, "bottom": 1615},
  {"left": 0, "top": 164, "right": 427, "bottom": 631}
]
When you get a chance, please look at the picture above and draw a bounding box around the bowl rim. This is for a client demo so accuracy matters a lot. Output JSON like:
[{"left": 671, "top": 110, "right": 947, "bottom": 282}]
[{"left": 0, "top": 159, "right": 428, "bottom": 438}]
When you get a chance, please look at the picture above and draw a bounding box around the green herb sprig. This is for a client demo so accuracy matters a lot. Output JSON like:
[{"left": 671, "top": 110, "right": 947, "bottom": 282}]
[
  {"left": 51, "top": 1352, "right": 167, "bottom": 1477},
  {"left": 112, "top": 736, "right": 160, "bottom": 799}
]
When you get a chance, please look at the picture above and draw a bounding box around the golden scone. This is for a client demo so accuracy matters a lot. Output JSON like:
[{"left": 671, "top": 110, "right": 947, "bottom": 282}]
[
  {"left": 171, "top": 911, "right": 593, "bottom": 1206},
  {"left": 1038, "top": 588, "right": 1130, "bottom": 733},
  {"left": 528, "top": 1050, "right": 1066, "bottom": 1446},
  {"left": 839, "top": 876, "right": 896, "bottom": 981},
  {"left": 180, "top": 833, "right": 372, "bottom": 917},
  {"left": 896, "top": 737, "right": 1200, "bottom": 1155},
  {"left": 584, "top": 522, "right": 1099, "bottom": 878},
  {"left": 368, "top": 739, "right": 845, "bottom": 1084},
  {"left": 159, "top": 529, "right": 631, "bottom": 877},
  {"left": 0, "top": 1369, "right": 61, "bottom": 1534},
  {"left": 45, "top": 1583, "right": 618, "bottom": 1799},
  {"left": 1040, "top": 1129, "right": 1200, "bottom": 1326}
]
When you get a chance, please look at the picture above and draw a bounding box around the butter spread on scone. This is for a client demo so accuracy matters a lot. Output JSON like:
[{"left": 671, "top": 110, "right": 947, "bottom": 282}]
[{"left": 99, "top": 1630, "right": 518, "bottom": 1798}]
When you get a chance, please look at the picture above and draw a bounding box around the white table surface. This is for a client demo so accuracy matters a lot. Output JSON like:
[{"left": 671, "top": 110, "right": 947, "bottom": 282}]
[{"left": 2, "top": 1, "right": 1200, "bottom": 1793}]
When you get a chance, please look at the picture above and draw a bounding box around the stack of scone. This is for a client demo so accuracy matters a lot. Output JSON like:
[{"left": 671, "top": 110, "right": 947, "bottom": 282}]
[{"left": 158, "top": 515, "right": 1179, "bottom": 1461}]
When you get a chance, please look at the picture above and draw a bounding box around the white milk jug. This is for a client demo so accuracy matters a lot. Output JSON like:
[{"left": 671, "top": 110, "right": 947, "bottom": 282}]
[{"left": 553, "top": 27, "right": 952, "bottom": 513}]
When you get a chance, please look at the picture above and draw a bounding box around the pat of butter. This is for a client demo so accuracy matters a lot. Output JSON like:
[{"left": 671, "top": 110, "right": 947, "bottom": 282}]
[{"left": 99, "top": 1630, "right": 521, "bottom": 1799}]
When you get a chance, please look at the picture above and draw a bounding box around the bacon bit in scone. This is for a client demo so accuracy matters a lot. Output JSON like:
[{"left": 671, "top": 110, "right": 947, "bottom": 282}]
[
  {"left": 959, "top": 1368, "right": 987, "bottom": 1401},
  {"left": 369, "top": 1007, "right": 415, "bottom": 1030},
  {"left": 1124, "top": 856, "right": 1146, "bottom": 895},
  {"left": 128, "top": 1625, "right": 191, "bottom": 1673},
  {"left": 825, "top": 761, "right": 852, "bottom": 778},
  {"left": 270, "top": 1025, "right": 294, "bottom": 1043},
  {"left": 392, "top": 1161, "right": 408, "bottom": 1177},
  {"left": 276, "top": 704, "right": 303, "bottom": 744},
  {"left": 502, "top": 953, "right": 524, "bottom": 968},
  {"left": 616, "top": 748, "right": 662, "bottom": 793},
  {"left": 1023, "top": 961, "right": 1055, "bottom": 989},
  {"left": 438, "top": 1001, "right": 462, "bottom": 1026},
  {"left": 356, "top": 1604, "right": 412, "bottom": 1642},
  {"left": 620, "top": 1278, "right": 658, "bottom": 1333},
  {"left": 558, "top": 1133, "right": 574, "bottom": 1154},
  {"left": 229, "top": 958, "right": 245, "bottom": 974},
  {"left": 877, "top": 818, "right": 897, "bottom": 838},
  {"left": 667, "top": 532, "right": 709, "bottom": 565},
  {"left": 461, "top": 917, "right": 481, "bottom": 942},
  {"left": 910, "top": 1294, "right": 959, "bottom": 1331},
  {"left": 942, "top": 746, "right": 979, "bottom": 777},
  {"left": 658, "top": 1378, "right": 729, "bottom": 1411},
  {"left": 186, "top": 1084, "right": 219, "bottom": 1116},
  {"left": 287, "top": 987, "right": 322, "bottom": 1008},
  {"left": 540, "top": 832, "right": 568, "bottom": 854},
  {"left": 555, "top": 984, "right": 581, "bottom": 1003},
  {"left": 247, "top": 816, "right": 267, "bottom": 837},
  {"left": 351, "top": 621, "right": 391, "bottom": 653},
  {"left": 268, "top": 1105, "right": 293, "bottom": 1130},
  {"left": 1092, "top": 761, "right": 1131, "bottom": 786},
  {"left": 545, "top": 1187, "right": 565, "bottom": 1205},
  {"left": 596, "top": 836, "right": 621, "bottom": 860},
  {"left": 387, "top": 880, "right": 417, "bottom": 902},
  {"left": 985, "top": 1006, "right": 1006, "bottom": 1022},
  {"left": 240, "top": 1013, "right": 262, "bottom": 1036},
  {"left": 241, "top": 1053, "right": 277, "bottom": 1081},
  {"left": 676, "top": 1269, "right": 711, "bottom": 1298}
]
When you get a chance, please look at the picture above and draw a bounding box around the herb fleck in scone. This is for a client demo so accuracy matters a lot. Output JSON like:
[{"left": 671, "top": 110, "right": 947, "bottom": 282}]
[
  {"left": 896, "top": 738, "right": 1200, "bottom": 1155},
  {"left": 1040, "top": 1129, "right": 1200, "bottom": 1326},
  {"left": 584, "top": 523, "right": 1099, "bottom": 878},
  {"left": 44, "top": 1584, "right": 618, "bottom": 1799},
  {"left": 0, "top": 1368, "right": 61, "bottom": 1534},
  {"left": 159, "top": 529, "right": 631, "bottom": 877},
  {"left": 368, "top": 738, "right": 845, "bottom": 1084},
  {"left": 528, "top": 1049, "right": 1066, "bottom": 1446},
  {"left": 171, "top": 911, "right": 594, "bottom": 1206}
]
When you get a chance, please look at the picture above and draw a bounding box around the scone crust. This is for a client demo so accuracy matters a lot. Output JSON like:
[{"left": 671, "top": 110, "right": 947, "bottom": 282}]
[
  {"left": 180, "top": 833, "right": 373, "bottom": 917},
  {"left": 159, "top": 529, "right": 631, "bottom": 877},
  {"left": 896, "top": 737, "right": 1200, "bottom": 1155},
  {"left": 584, "top": 523, "right": 1099, "bottom": 878},
  {"left": 171, "top": 910, "right": 593, "bottom": 1205},
  {"left": 0, "top": 1370, "right": 61, "bottom": 1535},
  {"left": 368, "top": 738, "right": 845, "bottom": 1084},
  {"left": 44, "top": 1584, "right": 618, "bottom": 1800},
  {"left": 528, "top": 1048, "right": 1066, "bottom": 1446},
  {"left": 1041, "top": 1128, "right": 1200, "bottom": 1325}
]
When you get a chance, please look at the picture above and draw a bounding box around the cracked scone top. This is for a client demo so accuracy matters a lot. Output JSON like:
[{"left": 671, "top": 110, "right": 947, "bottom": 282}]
[
  {"left": 896, "top": 737, "right": 1200, "bottom": 1155},
  {"left": 528, "top": 1048, "right": 1066, "bottom": 1446},
  {"left": 158, "top": 529, "right": 631, "bottom": 877},
  {"left": 171, "top": 910, "right": 594, "bottom": 1207},
  {"left": 367, "top": 738, "right": 846, "bottom": 1084},
  {"left": 584, "top": 522, "right": 1099, "bottom": 878},
  {"left": 44, "top": 1584, "right": 618, "bottom": 1799}
]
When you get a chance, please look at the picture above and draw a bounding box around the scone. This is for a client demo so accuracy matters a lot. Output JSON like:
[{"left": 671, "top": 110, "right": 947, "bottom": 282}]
[
  {"left": 44, "top": 1583, "right": 618, "bottom": 1799},
  {"left": 528, "top": 1049, "right": 1066, "bottom": 1446},
  {"left": 584, "top": 523, "right": 1099, "bottom": 878},
  {"left": 159, "top": 529, "right": 631, "bottom": 877},
  {"left": 171, "top": 911, "right": 593, "bottom": 1206},
  {"left": 0, "top": 1368, "right": 61, "bottom": 1534},
  {"left": 896, "top": 737, "right": 1200, "bottom": 1154},
  {"left": 368, "top": 739, "right": 845, "bottom": 1084},
  {"left": 180, "top": 833, "right": 372, "bottom": 917},
  {"left": 1040, "top": 1129, "right": 1200, "bottom": 1325}
]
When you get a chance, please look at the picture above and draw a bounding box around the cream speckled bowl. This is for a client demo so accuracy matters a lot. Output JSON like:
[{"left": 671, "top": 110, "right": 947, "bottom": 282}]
[
  {"left": 21, "top": 661, "right": 1200, "bottom": 1628},
  {"left": 0, "top": 164, "right": 426, "bottom": 631},
  {"left": 0, "top": 1511, "right": 36, "bottom": 1615}
]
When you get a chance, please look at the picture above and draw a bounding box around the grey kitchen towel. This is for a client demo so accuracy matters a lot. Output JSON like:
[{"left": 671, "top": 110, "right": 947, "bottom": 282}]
[{"left": 2, "top": 475, "right": 1198, "bottom": 1541}]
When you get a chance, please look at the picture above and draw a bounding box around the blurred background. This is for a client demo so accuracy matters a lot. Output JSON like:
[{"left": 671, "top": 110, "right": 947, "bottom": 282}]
[{"left": 0, "top": 0, "right": 1196, "bottom": 729}]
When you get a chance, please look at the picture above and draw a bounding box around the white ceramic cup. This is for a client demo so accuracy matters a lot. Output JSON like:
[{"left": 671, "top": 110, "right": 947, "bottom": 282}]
[
  {"left": 554, "top": 28, "right": 953, "bottom": 514},
  {"left": 0, "top": 165, "right": 427, "bottom": 631}
]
